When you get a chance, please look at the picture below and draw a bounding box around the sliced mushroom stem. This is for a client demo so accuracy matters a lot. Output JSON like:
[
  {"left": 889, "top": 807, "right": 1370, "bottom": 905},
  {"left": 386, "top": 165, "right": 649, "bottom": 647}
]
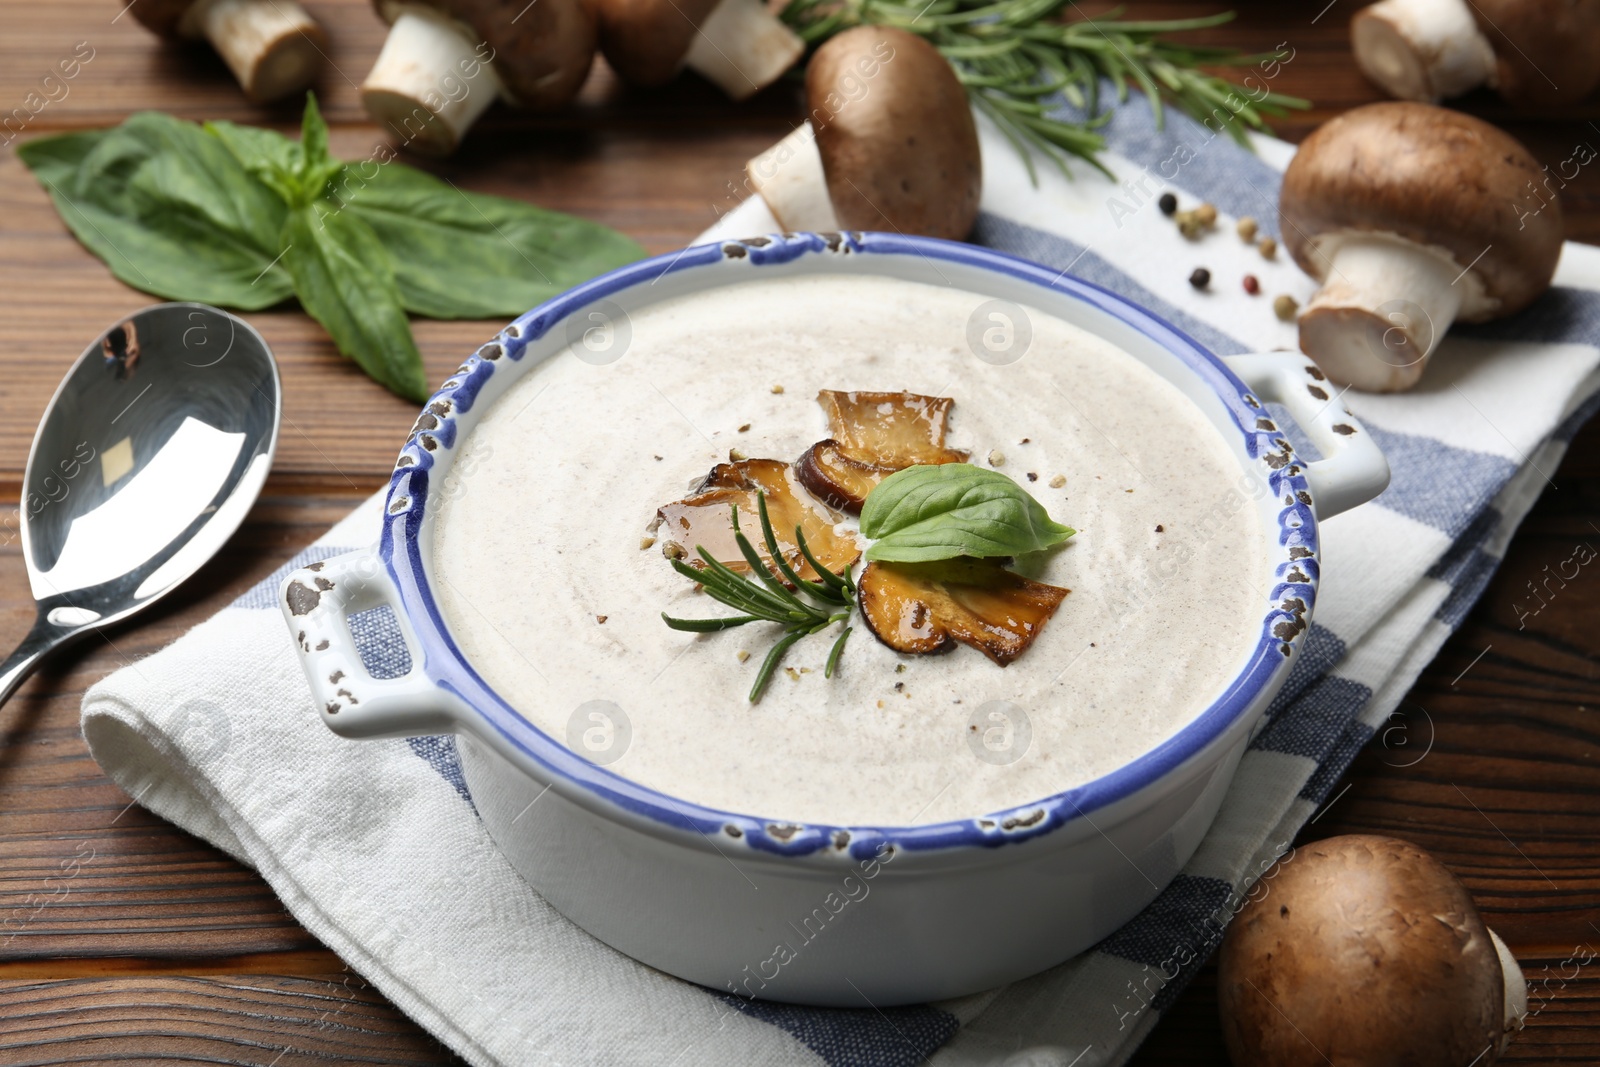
[
  {"left": 1298, "top": 234, "right": 1467, "bottom": 392},
  {"left": 746, "top": 123, "right": 841, "bottom": 232},
  {"left": 1351, "top": 0, "right": 1496, "bottom": 101},
  {"left": 1488, "top": 928, "right": 1529, "bottom": 1052},
  {"left": 683, "top": 0, "right": 804, "bottom": 100},
  {"left": 362, "top": 7, "right": 503, "bottom": 157},
  {"left": 193, "top": 0, "right": 324, "bottom": 102}
]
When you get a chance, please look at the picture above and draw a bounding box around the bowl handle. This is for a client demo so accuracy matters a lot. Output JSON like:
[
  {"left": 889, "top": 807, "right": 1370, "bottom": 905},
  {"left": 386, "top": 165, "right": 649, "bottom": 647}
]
[
  {"left": 279, "top": 549, "right": 465, "bottom": 740},
  {"left": 1222, "top": 353, "right": 1391, "bottom": 520}
]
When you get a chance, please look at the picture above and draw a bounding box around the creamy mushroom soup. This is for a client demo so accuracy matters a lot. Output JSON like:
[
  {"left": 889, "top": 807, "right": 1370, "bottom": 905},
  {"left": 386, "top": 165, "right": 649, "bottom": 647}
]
[{"left": 430, "top": 274, "right": 1269, "bottom": 827}]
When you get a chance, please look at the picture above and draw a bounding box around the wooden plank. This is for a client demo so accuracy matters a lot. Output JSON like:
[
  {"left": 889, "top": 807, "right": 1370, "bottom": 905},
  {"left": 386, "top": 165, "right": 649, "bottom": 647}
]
[{"left": 0, "top": 971, "right": 468, "bottom": 1065}]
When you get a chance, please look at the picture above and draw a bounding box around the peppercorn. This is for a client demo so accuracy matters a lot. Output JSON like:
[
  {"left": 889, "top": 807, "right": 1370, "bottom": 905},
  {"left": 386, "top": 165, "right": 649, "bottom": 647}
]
[
  {"left": 1273, "top": 294, "right": 1299, "bottom": 321},
  {"left": 1236, "top": 216, "right": 1259, "bottom": 243},
  {"left": 1158, "top": 192, "right": 1178, "bottom": 215},
  {"left": 1189, "top": 267, "right": 1211, "bottom": 290},
  {"left": 1243, "top": 274, "right": 1260, "bottom": 295},
  {"left": 1194, "top": 202, "right": 1218, "bottom": 227},
  {"left": 1258, "top": 236, "right": 1278, "bottom": 260}
]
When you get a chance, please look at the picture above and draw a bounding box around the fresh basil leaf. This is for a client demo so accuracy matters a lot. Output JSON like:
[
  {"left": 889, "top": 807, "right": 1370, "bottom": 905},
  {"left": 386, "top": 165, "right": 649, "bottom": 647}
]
[
  {"left": 280, "top": 204, "right": 429, "bottom": 402},
  {"left": 292, "top": 93, "right": 342, "bottom": 202},
  {"left": 17, "top": 113, "right": 294, "bottom": 309},
  {"left": 204, "top": 119, "right": 301, "bottom": 202},
  {"left": 860, "top": 464, "right": 1075, "bottom": 563},
  {"left": 339, "top": 162, "right": 645, "bottom": 319},
  {"left": 207, "top": 94, "right": 340, "bottom": 206}
]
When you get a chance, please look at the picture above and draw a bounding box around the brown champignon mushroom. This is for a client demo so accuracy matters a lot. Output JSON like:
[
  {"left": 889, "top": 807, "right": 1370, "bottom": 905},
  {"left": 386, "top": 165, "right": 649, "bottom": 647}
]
[
  {"left": 595, "top": 0, "right": 803, "bottom": 100},
  {"left": 362, "top": 0, "right": 596, "bottom": 156},
  {"left": 745, "top": 26, "right": 982, "bottom": 240},
  {"left": 130, "top": 0, "right": 326, "bottom": 102},
  {"left": 796, "top": 389, "right": 970, "bottom": 512},
  {"left": 1219, "top": 834, "right": 1527, "bottom": 1066},
  {"left": 1351, "top": 0, "right": 1600, "bottom": 106},
  {"left": 1278, "top": 102, "right": 1562, "bottom": 392},
  {"left": 856, "top": 558, "right": 1068, "bottom": 664},
  {"left": 651, "top": 456, "right": 860, "bottom": 583}
]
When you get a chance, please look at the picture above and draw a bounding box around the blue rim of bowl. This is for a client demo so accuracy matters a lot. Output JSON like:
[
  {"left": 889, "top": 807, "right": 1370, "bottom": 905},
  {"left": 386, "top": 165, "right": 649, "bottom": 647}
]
[{"left": 379, "top": 231, "right": 1318, "bottom": 863}]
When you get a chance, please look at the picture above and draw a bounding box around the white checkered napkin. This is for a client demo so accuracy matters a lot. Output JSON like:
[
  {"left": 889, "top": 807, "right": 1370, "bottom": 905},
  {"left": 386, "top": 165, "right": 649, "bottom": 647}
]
[{"left": 83, "top": 95, "right": 1600, "bottom": 1067}]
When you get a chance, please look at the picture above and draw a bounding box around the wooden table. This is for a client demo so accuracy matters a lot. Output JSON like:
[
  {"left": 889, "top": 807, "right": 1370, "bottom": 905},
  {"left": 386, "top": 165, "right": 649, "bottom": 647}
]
[{"left": 1, "top": 0, "right": 1596, "bottom": 1061}]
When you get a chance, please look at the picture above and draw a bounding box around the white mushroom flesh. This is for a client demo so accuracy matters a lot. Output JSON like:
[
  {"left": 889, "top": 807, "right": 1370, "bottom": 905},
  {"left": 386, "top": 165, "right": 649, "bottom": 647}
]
[
  {"left": 362, "top": 5, "right": 504, "bottom": 156},
  {"left": 746, "top": 123, "right": 841, "bottom": 232},
  {"left": 683, "top": 0, "right": 805, "bottom": 101},
  {"left": 184, "top": 0, "right": 323, "bottom": 101},
  {"left": 1488, "top": 928, "right": 1529, "bottom": 1052},
  {"left": 1299, "top": 231, "right": 1489, "bottom": 391},
  {"left": 1353, "top": 0, "right": 1497, "bottom": 102}
]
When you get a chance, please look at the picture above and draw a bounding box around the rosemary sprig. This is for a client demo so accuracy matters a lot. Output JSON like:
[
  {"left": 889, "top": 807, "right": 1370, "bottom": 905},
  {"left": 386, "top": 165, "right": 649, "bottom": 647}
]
[
  {"left": 779, "top": 2, "right": 1309, "bottom": 181},
  {"left": 662, "top": 493, "right": 857, "bottom": 702}
]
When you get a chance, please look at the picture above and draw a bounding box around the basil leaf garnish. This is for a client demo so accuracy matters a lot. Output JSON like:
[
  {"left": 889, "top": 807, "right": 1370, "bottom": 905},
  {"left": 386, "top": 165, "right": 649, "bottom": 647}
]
[
  {"left": 16, "top": 93, "right": 643, "bottom": 401},
  {"left": 860, "top": 464, "right": 1075, "bottom": 563}
]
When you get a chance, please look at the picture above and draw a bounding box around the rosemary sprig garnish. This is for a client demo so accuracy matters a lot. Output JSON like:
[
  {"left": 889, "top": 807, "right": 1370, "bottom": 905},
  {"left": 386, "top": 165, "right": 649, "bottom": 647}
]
[
  {"left": 779, "top": 2, "right": 1309, "bottom": 181},
  {"left": 662, "top": 493, "right": 857, "bottom": 702}
]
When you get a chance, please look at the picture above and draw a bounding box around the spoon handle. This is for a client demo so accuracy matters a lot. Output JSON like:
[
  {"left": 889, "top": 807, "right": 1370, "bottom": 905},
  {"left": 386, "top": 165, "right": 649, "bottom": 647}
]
[{"left": 0, "top": 614, "right": 63, "bottom": 708}]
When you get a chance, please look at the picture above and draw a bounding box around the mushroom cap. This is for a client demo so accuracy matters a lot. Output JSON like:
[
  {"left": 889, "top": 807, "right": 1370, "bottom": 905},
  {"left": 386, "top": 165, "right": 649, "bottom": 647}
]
[
  {"left": 806, "top": 26, "right": 981, "bottom": 241},
  {"left": 594, "top": 0, "right": 720, "bottom": 86},
  {"left": 1280, "top": 102, "right": 1562, "bottom": 321},
  {"left": 372, "top": 0, "right": 597, "bottom": 108},
  {"left": 1219, "top": 834, "right": 1506, "bottom": 1066},
  {"left": 130, "top": 0, "right": 200, "bottom": 37},
  {"left": 1471, "top": 0, "right": 1600, "bottom": 107}
]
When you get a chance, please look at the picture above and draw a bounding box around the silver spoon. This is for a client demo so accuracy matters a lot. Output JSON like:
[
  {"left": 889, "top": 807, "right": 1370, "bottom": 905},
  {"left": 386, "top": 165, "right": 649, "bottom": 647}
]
[{"left": 0, "top": 303, "right": 281, "bottom": 706}]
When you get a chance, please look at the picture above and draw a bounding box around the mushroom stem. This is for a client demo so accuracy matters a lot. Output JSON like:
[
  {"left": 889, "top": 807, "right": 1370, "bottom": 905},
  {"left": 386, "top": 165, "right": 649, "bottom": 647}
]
[
  {"left": 362, "top": 7, "right": 503, "bottom": 157},
  {"left": 194, "top": 0, "right": 324, "bottom": 102},
  {"left": 1488, "top": 928, "right": 1529, "bottom": 1052},
  {"left": 746, "top": 124, "right": 841, "bottom": 232},
  {"left": 682, "top": 0, "right": 804, "bottom": 100},
  {"left": 1298, "top": 233, "right": 1468, "bottom": 392},
  {"left": 1351, "top": 0, "right": 1496, "bottom": 102}
]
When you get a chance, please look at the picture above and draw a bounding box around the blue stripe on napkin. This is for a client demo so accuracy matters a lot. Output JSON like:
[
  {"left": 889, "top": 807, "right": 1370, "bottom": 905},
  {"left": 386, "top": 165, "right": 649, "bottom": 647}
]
[
  {"left": 719, "top": 997, "right": 959, "bottom": 1067},
  {"left": 1249, "top": 676, "right": 1372, "bottom": 759},
  {"left": 1457, "top": 286, "right": 1600, "bottom": 345},
  {"left": 1095, "top": 873, "right": 1235, "bottom": 1012},
  {"left": 1360, "top": 426, "right": 1518, "bottom": 540},
  {"left": 1298, "top": 720, "right": 1376, "bottom": 804}
]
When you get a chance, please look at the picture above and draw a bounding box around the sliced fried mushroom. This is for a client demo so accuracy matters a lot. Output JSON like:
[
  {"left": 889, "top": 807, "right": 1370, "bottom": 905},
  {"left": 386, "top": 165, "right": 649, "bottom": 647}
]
[
  {"left": 745, "top": 26, "right": 982, "bottom": 240},
  {"left": 1352, "top": 0, "right": 1600, "bottom": 106},
  {"left": 362, "top": 0, "right": 596, "bottom": 156},
  {"left": 131, "top": 0, "right": 326, "bottom": 101},
  {"left": 857, "top": 559, "right": 1068, "bottom": 665},
  {"left": 595, "top": 0, "right": 803, "bottom": 100},
  {"left": 1219, "top": 834, "right": 1526, "bottom": 1065},
  {"left": 653, "top": 457, "right": 859, "bottom": 583},
  {"left": 1279, "top": 103, "right": 1562, "bottom": 391},
  {"left": 796, "top": 390, "right": 969, "bottom": 512}
]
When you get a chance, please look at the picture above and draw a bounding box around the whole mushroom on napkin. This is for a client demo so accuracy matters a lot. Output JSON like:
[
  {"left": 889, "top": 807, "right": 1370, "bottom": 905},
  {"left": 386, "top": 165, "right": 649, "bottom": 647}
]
[
  {"left": 745, "top": 27, "right": 982, "bottom": 241},
  {"left": 1279, "top": 102, "right": 1563, "bottom": 392}
]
